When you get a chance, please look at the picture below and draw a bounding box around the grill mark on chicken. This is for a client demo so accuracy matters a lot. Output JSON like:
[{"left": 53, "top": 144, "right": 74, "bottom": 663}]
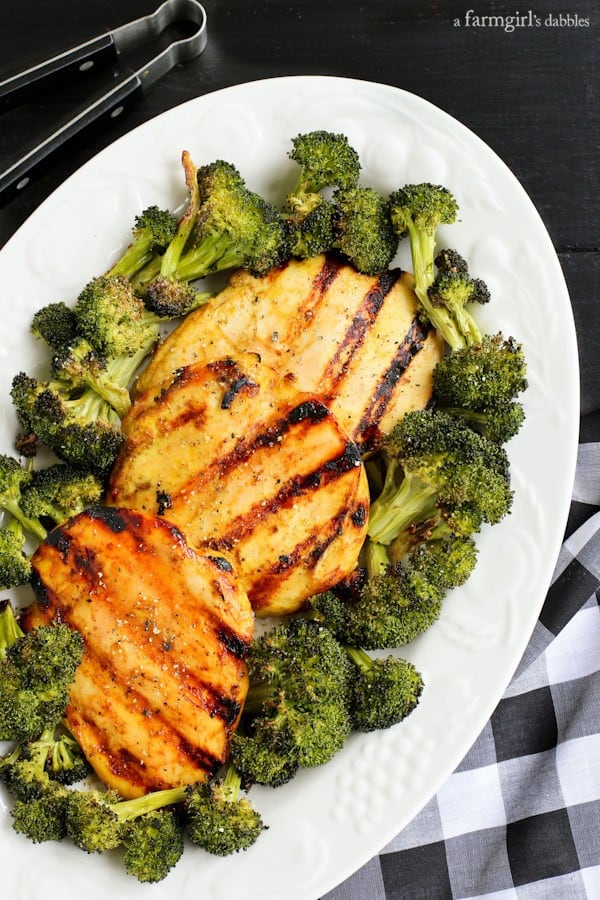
[
  {"left": 292, "top": 254, "right": 343, "bottom": 332},
  {"left": 204, "top": 441, "right": 361, "bottom": 552},
  {"left": 320, "top": 268, "right": 403, "bottom": 397},
  {"left": 357, "top": 315, "right": 431, "bottom": 448},
  {"left": 249, "top": 509, "right": 352, "bottom": 609}
]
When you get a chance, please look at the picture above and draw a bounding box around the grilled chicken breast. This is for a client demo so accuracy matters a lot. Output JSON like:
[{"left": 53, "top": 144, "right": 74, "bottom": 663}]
[
  {"left": 108, "top": 353, "right": 369, "bottom": 617},
  {"left": 23, "top": 506, "right": 254, "bottom": 798},
  {"left": 135, "top": 254, "right": 445, "bottom": 449}
]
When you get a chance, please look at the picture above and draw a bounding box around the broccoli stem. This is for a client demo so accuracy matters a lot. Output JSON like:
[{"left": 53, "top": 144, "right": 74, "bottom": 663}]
[
  {"left": 0, "top": 599, "right": 25, "bottom": 656},
  {"left": 344, "top": 645, "right": 376, "bottom": 675},
  {"left": 111, "top": 785, "right": 187, "bottom": 822},
  {"left": 367, "top": 470, "right": 439, "bottom": 546},
  {"left": 2, "top": 497, "right": 46, "bottom": 543}
]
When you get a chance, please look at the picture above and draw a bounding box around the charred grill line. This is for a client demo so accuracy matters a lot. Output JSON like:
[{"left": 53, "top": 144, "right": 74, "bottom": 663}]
[
  {"left": 321, "top": 268, "right": 402, "bottom": 394},
  {"left": 208, "top": 441, "right": 360, "bottom": 550},
  {"left": 294, "top": 254, "right": 343, "bottom": 330},
  {"left": 357, "top": 315, "right": 430, "bottom": 448},
  {"left": 221, "top": 375, "right": 259, "bottom": 409}
]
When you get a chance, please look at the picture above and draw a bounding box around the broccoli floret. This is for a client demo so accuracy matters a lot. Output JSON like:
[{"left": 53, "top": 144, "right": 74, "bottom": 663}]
[
  {"left": 50, "top": 336, "right": 133, "bottom": 419},
  {"left": 31, "top": 301, "right": 78, "bottom": 349},
  {"left": 434, "top": 247, "right": 469, "bottom": 274},
  {"left": 345, "top": 648, "right": 424, "bottom": 732},
  {"left": 173, "top": 160, "right": 289, "bottom": 281},
  {"left": 283, "top": 131, "right": 361, "bottom": 261},
  {"left": 0, "top": 597, "right": 25, "bottom": 652},
  {"left": 0, "top": 613, "right": 84, "bottom": 742},
  {"left": 185, "top": 763, "right": 265, "bottom": 855},
  {"left": 307, "top": 533, "right": 476, "bottom": 651},
  {"left": 366, "top": 409, "right": 513, "bottom": 546},
  {"left": 308, "top": 576, "right": 441, "bottom": 651},
  {"left": 11, "top": 372, "right": 124, "bottom": 476},
  {"left": 231, "top": 618, "right": 353, "bottom": 785},
  {"left": 332, "top": 185, "right": 397, "bottom": 274},
  {"left": 283, "top": 193, "right": 336, "bottom": 259},
  {"left": 3, "top": 731, "right": 72, "bottom": 842},
  {"left": 0, "top": 453, "right": 47, "bottom": 541},
  {"left": 427, "top": 270, "right": 489, "bottom": 349},
  {"left": 433, "top": 333, "right": 528, "bottom": 443},
  {"left": 0, "top": 519, "right": 33, "bottom": 588},
  {"left": 288, "top": 131, "right": 361, "bottom": 195},
  {"left": 74, "top": 275, "right": 159, "bottom": 358},
  {"left": 122, "top": 809, "right": 184, "bottom": 883},
  {"left": 107, "top": 205, "right": 179, "bottom": 280},
  {"left": 389, "top": 184, "right": 467, "bottom": 347},
  {"left": 228, "top": 731, "right": 299, "bottom": 788},
  {"left": 65, "top": 783, "right": 186, "bottom": 854},
  {"left": 20, "top": 463, "right": 103, "bottom": 526}
]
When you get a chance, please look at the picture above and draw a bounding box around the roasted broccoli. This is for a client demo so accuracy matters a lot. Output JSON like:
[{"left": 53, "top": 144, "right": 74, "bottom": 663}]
[
  {"left": 0, "top": 518, "right": 32, "bottom": 588},
  {"left": 308, "top": 531, "right": 477, "bottom": 651},
  {"left": 345, "top": 647, "right": 424, "bottom": 732},
  {"left": 11, "top": 371, "right": 124, "bottom": 476},
  {"left": 20, "top": 462, "right": 103, "bottom": 527},
  {"left": 185, "top": 763, "right": 266, "bottom": 855},
  {"left": 433, "top": 333, "right": 528, "bottom": 443},
  {"left": 122, "top": 809, "right": 185, "bottom": 883},
  {"left": 0, "top": 601, "right": 84, "bottom": 742},
  {"left": 332, "top": 185, "right": 397, "bottom": 274},
  {"left": 426, "top": 269, "right": 489, "bottom": 349},
  {"left": 283, "top": 130, "right": 361, "bottom": 259},
  {"left": 31, "top": 301, "right": 78, "bottom": 349},
  {"left": 106, "top": 205, "right": 179, "bottom": 280},
  {"left": 0, "top": 453, "right": 47, "bottom": 541},
  {"left": 3, "top": 732, "right": 71, "bottom": 844},
  {"left": 65, "top": 784, "right": 185, "bottom": 854},
  {"left": 288, "top": 131, "right": 362, "bottom": 196},
  {"left": 366, "top": 409, "right": 513, "bottom": 547},
  {"left": 230, "top": 618, "right": 353, "bottom": 786},
  {"left": 389, "top": 183, "right": 471, "bottom": 347}
]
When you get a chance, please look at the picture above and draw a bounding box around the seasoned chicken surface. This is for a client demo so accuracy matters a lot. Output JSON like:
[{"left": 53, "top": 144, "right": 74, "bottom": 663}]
[
  {"left": 23, "top": 506, "right": 254, "bottom": 798},
  {"left": 135, "top": 254, "right": 445, "bottom": 449},
  {"left": 108, "top": 353, "right": 369, "bottom": 617}
]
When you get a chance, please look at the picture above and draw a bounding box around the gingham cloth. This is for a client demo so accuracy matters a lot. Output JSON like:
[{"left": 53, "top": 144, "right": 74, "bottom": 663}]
[{"left": 325, "top": 435, "right": 600, "bottom": 900}]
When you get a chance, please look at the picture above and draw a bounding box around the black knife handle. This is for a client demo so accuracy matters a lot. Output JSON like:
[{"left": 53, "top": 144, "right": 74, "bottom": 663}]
[
  {"left": 0, "top": 73, "right": 143, "bottom": 204},
  {"left": 0, "top": 34, "right": 119, "bottom": 107}
]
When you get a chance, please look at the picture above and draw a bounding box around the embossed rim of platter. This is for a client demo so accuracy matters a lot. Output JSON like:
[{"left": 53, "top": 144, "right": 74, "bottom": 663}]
[{"left": 0, "top": 76, "right": 579, "bottom": 900}]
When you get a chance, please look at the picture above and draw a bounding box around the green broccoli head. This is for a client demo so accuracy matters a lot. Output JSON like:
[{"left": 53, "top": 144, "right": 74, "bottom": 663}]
[
  {"left": 228, "top": 731, "right": 300, "bottom": 788},
  {"left": 185, "top": 766, "right": 265, "bottom": 855},
  {"left": 74, "top": 275, "right": 158, "bottom": 357},
  {"left": 20, "top": 463, "right": 104, "bottom": 526},
  {"left": 346, "top": 649, "right": 424, "bottom": 732},
  {"left": 107, "top": 205, "right": 179, "bottom": 280},
  {"left": 434, "top": 333, "right": 528, "bottom": 410},
  {"left": 31, "top": 301, "right": 78, "bottom": 350},
  {"left": 289, "top": 130, "right": 361, "bottom": 195},
  {"left": 284, "top": 193, "right": 336, "bottom": 259},
  {"left": 426, "top": 270, "right": 488, "bottom": 347},
  {"left": 237, "top": 618, "right": 353, "bottom": 778},
  {"left": 367, "top": 409, "right": 513, "bottom": 546},
  {"left": 65, "top": 788, "right": 126, "bottom": 853},
  {"left": 11, "top": 372, "right": 124, "bottom": 476},
  {"left": 0, "top": 453, "right": 46, "bottom": 541},
  {"left": 333, "top": 186, "right": 397, "bottom": 275},
  {"left": 122, "top": 810, "right": 184, "bottom": 882},
  {"left": 0, "top": 520, "right": 33, "bottom": 588},
  {"left": 10, "top": 783, "right": 70, "bottom": 843},
  {"left": 389, "top": 183, "right": 459, "bottom": 243},
  {"left": 0, "top": 622, "right": 84, "bottom": 742}
]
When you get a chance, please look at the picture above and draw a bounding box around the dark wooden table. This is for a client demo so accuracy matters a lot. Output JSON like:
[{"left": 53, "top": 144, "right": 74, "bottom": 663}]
[{"left": 1, "top": 0, "right": 598, "bottom": 893}]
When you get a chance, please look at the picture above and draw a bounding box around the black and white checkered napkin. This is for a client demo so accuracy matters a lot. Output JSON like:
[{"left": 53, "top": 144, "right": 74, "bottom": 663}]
[{"left": 325, "top": 437, "right": 600, "bottom": 900}]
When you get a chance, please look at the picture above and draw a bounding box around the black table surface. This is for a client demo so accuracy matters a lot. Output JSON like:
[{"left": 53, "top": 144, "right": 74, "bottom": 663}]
[{"left": 0, "top": 0, "right": 597, "bottom": 877}]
